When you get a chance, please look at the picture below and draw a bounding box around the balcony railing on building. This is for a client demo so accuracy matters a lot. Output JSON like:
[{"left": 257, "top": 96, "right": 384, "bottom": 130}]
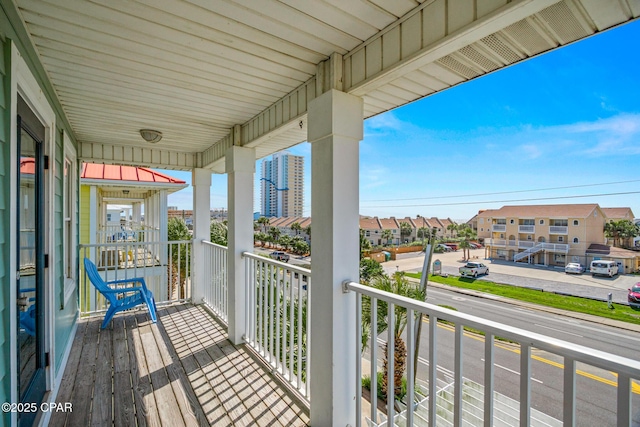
[
  {"left": 491, "top": 224, "right": 506, "bottom": 232},
  {"left": 549, "top": 226, "right": 569, "bottom": 234},
  {"left": 518, "top": 225, "right": 535, "bottom": 233},
  {"left": 77, "top": 239, "right": 640, "bottom": 426}
]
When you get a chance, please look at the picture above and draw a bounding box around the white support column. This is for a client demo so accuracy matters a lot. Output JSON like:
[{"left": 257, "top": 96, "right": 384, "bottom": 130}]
[
  {"left": 132, "top": 202, "right": 142, "bottom": 226},
  {"left": 191, "top": 168, "right": 212, "bottom": 304},
  {"left": 308, "top": 89, "right": 363, "bottom": 426},
  {"left": 159, "top": 190, "right": 168, "bottom": 243},
  {"left": 226, "top": 146, "right": 255, "bottom": 345}
]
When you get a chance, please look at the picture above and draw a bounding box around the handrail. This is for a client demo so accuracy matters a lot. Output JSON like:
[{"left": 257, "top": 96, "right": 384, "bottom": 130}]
[
  {"left": 242, "top": 251, "right": 312, "bottom": 276},
  {"left": 344, "top": 280, "right": 640, "bottom": 375},
  {"left": 345, "top": 279, "right": 640, "bottom": 426},
  {"left": 202, "top": 240, "right": 228, "bottom": 250}
]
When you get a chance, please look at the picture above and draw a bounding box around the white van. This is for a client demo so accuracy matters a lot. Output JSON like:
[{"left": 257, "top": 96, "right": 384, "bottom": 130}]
[{"left": 590, "top": 260, "right": 619, "bottom": 277}]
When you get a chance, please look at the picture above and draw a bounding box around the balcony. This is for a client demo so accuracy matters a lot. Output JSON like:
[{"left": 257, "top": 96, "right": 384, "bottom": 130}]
[
  {"left": 549, "top": 226, "right": 569, "bottom": 234},
  {"left": 491, "top": 224, "right": 506, "bottom": 232},
  {"left": 72, "top": 240, "right": 640, "bottom": 426},
  {"left": 518, "top": 225, "right": 535, "bottom": 233}
]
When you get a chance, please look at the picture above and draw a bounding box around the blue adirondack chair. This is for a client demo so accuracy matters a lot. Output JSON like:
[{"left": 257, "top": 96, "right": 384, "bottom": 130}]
[{"left": 84, "top": 257, "right": 157, "bottom": 329}]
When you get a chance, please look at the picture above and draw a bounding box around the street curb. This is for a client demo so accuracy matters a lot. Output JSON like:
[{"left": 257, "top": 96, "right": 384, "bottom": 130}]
[{"left": 406, "top": 277, "right": 640, "bottom": 334}]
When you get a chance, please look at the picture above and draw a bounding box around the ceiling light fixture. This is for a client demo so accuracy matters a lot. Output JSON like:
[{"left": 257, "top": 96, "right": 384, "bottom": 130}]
[{"left": 139, "top": 129, "right": 162, "bottom": 143}]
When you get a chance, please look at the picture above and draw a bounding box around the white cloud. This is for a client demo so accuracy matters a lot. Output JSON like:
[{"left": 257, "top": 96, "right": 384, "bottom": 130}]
[{"left": 520, "top": 144, "right": 542, "bottom": 159}]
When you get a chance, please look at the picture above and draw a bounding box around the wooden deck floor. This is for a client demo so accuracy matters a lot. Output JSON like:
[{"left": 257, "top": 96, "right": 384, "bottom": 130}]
[{"left": 50, "top": 304, "right": 310, "bottom": 426}]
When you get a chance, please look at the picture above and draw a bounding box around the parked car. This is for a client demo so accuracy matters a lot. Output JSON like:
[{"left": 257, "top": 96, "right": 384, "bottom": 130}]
[
  {"left": 628, "top": 283, "right": 640, "bottom": 308},
  {"left": 459, "top": 262, "right": 489, "bottom": 278},
  {"left": 436, "top": 244, "right": 452, "bottom": 252},
  {"left": 270, "top": 251, "right": 290, "bottom": 262},
  {"left": 564, "top": 263, "right": 584, "bottom": 274},
  {"left": 590, "top": 260, "right": 618, "bottom": 277}
]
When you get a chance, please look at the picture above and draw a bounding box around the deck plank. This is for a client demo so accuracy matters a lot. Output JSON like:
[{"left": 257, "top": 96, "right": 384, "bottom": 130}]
[
  {"left": 150, "top": 308, "right": 208, "bottom": 426},
  {"left": 126, "top": 314, "right": 161, "bottom": 427},
  {"left": 55, "top": 305, "right": 309, "bottom": 427},
  {"left": 112, "top": 316, "right": 136, "bottom": 427},
  {"left": 136, "top": 312, "right": 186, "bottom": 427},
  {"left": 65, "top": 319, "right": 100, "bottom": 427},
  {"left": 91, "top": 324, "right": 113, "bottom": 426},
  {"left": 49, "top": 320, "right": 88, "bottom": 427}
]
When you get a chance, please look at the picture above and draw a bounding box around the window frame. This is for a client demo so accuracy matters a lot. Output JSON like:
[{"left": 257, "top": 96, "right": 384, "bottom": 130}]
[{"left": 62, "top": 131, "right": 77, "bottom": 308}]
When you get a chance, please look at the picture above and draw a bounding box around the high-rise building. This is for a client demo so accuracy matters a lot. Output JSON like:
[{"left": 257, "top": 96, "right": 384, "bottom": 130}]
[{"left": 260, "top": 152, "right": 304, "bottom": 217}]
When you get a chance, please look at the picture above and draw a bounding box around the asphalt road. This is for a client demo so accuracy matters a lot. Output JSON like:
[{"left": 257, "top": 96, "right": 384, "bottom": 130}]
[{"left": 366, "top": 286, "right": 640, "bottom": 426}]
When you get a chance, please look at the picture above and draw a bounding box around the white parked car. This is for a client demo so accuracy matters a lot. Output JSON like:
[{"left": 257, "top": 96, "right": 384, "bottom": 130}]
[{"left": 564, "top": 263, "right": 584, "bottom": 274}]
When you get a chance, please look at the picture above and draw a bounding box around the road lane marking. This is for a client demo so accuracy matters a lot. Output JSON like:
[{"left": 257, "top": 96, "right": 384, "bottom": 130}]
[
  {"left": 533, "top": 324, "right": 584, "bottom": 337},
  {"left": 481, "top": 359, "right": 543, "bottom": 384},
  {"left": 421, "top": 317, "right": 640, "bottom": 394}
]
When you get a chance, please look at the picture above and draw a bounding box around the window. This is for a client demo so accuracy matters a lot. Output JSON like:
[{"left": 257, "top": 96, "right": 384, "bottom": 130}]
[
  {"left": 107, "top": 213, "right": 112, "bottom": 222},
  {"left": 539, "top": 219, "right": 544, "bottom": 225},
  {"left": 522, "top": 219, "right": 534, "bottom": 225},
  {"left": 480, "top": 228, "right": 484, "bottom": 232},
  {"left": 479, "top": 218, "right": 484, "bottom": 224},
  {"left": 499, "top": 233, "right": 504, "bottom": 239},
  {"left": 558, "top": 236, "right": 564, "bottom": 242},
  {"left": 573, "top": 220, "right": 579, "bottom": 226},
  {"left": 527, "top": 235, "right": 532, "bottom": 240},
  {"left": 62, "top": 132, "right": 77, "bottom": 308},
  {"left": 573, "top": 237, "right": 579, "bottom": 243},
  {"left": 510, "top": 219, "right": 515, "bottom": 224}
]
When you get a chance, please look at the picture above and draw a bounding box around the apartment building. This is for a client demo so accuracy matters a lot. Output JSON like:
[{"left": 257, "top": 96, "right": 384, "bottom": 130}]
[
  {"left": 479, "top": 204, "right": 609, "bottom": 266},
  {"left": 260, "top": 151, "right": 304, "bottom": 217}
]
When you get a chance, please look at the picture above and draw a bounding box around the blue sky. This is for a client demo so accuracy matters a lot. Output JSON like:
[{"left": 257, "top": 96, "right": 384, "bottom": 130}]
[{"left": 168, "top": 19, "right": 640, "bottom": 222}]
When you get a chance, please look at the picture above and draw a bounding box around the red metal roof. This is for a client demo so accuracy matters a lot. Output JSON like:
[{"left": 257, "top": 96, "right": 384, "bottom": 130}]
[{"left": 81, "top": 163, "right": 186, "bottom": 184}]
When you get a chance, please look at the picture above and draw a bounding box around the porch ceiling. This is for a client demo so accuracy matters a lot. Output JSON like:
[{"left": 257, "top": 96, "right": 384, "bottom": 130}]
[{"left": 12, "top": 0, "right": 639, "bottom": 171}]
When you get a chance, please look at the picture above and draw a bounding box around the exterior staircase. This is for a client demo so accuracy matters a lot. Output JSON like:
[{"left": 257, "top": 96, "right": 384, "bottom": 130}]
[
  {"left": 513, "top": 244, "right": 545, "bottom": 262},
  {"left": 375, "top": 378, "right": 561, "bottom": 427}
]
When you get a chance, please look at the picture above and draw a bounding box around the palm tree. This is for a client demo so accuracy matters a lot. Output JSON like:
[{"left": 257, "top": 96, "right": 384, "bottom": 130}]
[
  {"left": 268, "top": 226, "right": 281, "bottom": 247},
  {"left": 257, "top": 216, "right": 270, "bottom": 233},
  {"left": 604, "top": 219, "right": 639, "bottom": 247},
  {"left": 458, "top": 224, "right": 477, "bottom": 261},
  {"left": 279, "top": 235, "right": 293, "bottom": 251},
  {"left": 399, "top": 221, "right": 413, "bottom": 244},
  {"left": 416, "top": 226, "right": 429, "bottom": 243},
  {"left": 381, "top": 229, "right": 393, "bottom": 246},
  {"left": 291, "top": 221, "right": 302, "bottom": 236},
  {"left": 362, "top": 272, "right": 425, "bottom": 400},
  {"left": 304, "top": 225, "right": 311, "bottom": 243},
  {"left": 360, "top": 228, "right": 372, "bottom": 259},
  {"left": 447, "top": 222, "right": 459, "bottom": 238}
]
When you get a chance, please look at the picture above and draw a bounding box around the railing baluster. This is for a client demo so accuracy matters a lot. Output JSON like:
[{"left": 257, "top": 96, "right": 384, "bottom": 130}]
[
  {"left": 563, "top": 356, "right": 576, "bottom": 427},
  {"left": 484, "top": 333, "right": 495, "bottom": 427},
  {"left": 297, "top": 268, "right": 303, "bottom": 391},
  {"left": 406, "top": 308, "right": 415, "bottom": 427},
  {"left": 276, "top": 266, "right": 282, "bottom": 372},
  {"left": 520, "top": 343, "right": 531, "bottom": 427},
  {"left": 371, "top": 298, "right": 378, "bottom": 425},
  {"left": 387, "top": 302, "right": 395, "bottom": 426},
  {"left": 289, "top": 270, "right": 295, "bottom": 383},
  {"left": 305, "top": 274, "right": 310, "bottom": 398},
  {"left": 356, "top": 292, "right": 362, "bottom": 427},
  {"left": 428, "top": 314, "right": 437, "bottom": 427},
  {"left": 454, "top": 323, "right": 463, "bottom": 427},
  {"left": 617, "top": 373, "right": 631, "bottom": 427}
]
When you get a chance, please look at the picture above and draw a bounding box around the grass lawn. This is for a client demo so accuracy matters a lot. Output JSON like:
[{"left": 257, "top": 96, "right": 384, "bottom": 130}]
[{"left": 405, "top": 272, "right": 640, "bottom": 325}]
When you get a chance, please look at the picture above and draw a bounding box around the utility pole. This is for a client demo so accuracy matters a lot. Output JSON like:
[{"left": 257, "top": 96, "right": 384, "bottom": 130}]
[{"left": 413, "top": 227, "right": 437, "bottom": 385}]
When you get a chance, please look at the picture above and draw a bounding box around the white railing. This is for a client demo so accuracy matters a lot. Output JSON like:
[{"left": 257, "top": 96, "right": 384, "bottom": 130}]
[
  {"left": 491, "top": 224, "right": 506, "bottom": 232},
  {"left": 549, "top": 226, "right": 568, "bottom": 234},
  {"left": 345, "top": 281, "right": 640, "bottom": 427},
  {"left": 96, "top": 225, "right": 161, "bottom": 244},
  {"left": 507, "top": 240, "right": 518, "bottom": 247},
  {"left": 518, "top": 225, "right": 535, "bottom": 233},
  {"left": 485, "top": 239, "right": 506, "bottom": 247},
  {"left": 539, "top": 242, "right": 570, "bottom": 252},
  {"left": 202, "top": 241, "right": 228, "bottom": 323},
  {"left": 79, "top": 240, "right": 192, "bottom": 315},
  {"left": 518, "top": 241, "right": 535, "bottom": 248},
  {"left": 243, "top": 252, "right": 311, "bottom": 401}
]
